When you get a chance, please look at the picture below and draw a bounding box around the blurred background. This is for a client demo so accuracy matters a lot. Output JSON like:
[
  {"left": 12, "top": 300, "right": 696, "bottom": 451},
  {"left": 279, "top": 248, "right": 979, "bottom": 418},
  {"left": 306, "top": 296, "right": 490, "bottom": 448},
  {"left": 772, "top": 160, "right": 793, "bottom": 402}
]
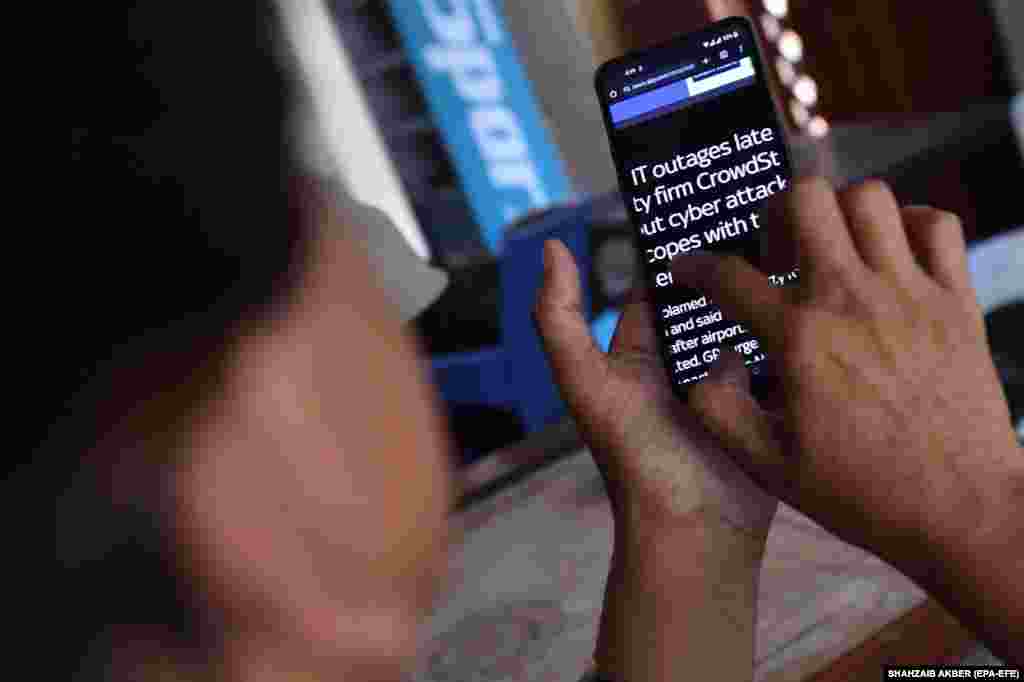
[
  {"left": 280, "top": 0, "right": 1023, "bottom": 464},
  {"left": 275, "top": 1, "right": 1021, "bottom": 677}
]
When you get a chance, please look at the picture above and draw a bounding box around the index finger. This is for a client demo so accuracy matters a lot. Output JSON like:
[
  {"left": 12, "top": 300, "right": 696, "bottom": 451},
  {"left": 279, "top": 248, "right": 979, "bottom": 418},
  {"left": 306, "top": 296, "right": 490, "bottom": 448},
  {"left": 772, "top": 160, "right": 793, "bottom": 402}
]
[
  {"left": 764, "top": 176, "right": 864, "bottom": 288},
  {"left": 671, "top": 251, "right": 789, "bottom": 353}
]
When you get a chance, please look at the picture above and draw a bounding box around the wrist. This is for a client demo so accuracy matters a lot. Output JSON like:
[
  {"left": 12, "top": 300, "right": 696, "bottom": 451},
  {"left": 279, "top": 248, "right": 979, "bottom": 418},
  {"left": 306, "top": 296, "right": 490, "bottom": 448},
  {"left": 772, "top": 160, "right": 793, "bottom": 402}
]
[
  {"left": 609, "top": 514, "right": 767, "bottom": 607},
  {"left": 916, "top": 443, "right": 1023, "bottom": 565},
  {"left": 898, "top": 446, "right": 1024, "bottom": 664},
  {"left": 882, "top": 441, "right": 1023, "bottom": 596},
  {"left": 613, "top": 501, "right": 771, "bottom": 567},
  {"left": 595, "top": 513, "right": 765, "bottom": 681}
]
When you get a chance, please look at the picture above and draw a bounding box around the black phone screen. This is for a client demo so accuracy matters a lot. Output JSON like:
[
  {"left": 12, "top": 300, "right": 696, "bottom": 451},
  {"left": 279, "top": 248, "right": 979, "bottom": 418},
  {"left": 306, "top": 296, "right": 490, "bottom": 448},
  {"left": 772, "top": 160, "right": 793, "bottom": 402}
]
[{"left": 595, "top": 17, "right": 795, "bottom": 392}]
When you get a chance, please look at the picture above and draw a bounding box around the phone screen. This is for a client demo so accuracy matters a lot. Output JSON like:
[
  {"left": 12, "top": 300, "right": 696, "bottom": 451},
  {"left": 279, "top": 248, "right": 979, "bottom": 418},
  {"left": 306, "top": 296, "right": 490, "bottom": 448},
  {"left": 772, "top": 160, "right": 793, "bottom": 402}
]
[{"left": 595, "top": 17, "right": 795, "bottom": 393}]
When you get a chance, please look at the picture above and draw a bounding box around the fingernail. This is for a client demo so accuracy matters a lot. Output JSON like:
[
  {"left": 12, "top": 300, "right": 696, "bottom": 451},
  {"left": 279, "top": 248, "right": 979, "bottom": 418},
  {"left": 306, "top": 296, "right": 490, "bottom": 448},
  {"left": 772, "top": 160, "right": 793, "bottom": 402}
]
[{"left": 542, "top": 239, "right": 556, "bottom": 275}]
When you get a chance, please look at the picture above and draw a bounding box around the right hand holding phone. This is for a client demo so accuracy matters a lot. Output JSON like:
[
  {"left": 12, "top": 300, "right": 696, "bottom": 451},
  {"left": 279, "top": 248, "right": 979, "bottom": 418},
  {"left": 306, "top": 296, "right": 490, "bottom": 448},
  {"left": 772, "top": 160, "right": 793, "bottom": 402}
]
[{"left": 672, "top": 177, "right": 1023, "bottom": 659}]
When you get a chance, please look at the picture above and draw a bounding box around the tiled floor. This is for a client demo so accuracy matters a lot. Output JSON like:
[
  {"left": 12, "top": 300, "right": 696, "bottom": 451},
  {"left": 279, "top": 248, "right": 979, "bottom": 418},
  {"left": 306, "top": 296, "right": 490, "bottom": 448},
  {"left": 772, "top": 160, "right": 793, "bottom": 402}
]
[{"left": 417, "top": 450, "right": 927, "bottom": 682}]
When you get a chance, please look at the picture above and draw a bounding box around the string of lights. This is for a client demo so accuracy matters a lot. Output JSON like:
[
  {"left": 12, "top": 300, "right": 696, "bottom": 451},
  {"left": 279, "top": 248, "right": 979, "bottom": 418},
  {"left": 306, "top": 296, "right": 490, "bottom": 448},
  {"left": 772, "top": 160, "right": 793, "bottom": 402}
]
[{"left": 758, "top": 0, "right": 830, "bottom": 138}]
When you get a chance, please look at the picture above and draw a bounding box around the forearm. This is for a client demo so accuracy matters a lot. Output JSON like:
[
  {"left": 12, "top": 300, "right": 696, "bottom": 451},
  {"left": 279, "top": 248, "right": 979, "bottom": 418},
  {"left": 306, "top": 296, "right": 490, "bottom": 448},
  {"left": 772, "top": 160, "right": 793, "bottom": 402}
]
[
  {"left": 594, "top": 514, "right": 766, "bottom": 681},
  {"left": 922, "top": 539, "right": 1023, "bottom": 666},
  {"left": 900, "top": 445, "right": 1024, "bottom": 666}
]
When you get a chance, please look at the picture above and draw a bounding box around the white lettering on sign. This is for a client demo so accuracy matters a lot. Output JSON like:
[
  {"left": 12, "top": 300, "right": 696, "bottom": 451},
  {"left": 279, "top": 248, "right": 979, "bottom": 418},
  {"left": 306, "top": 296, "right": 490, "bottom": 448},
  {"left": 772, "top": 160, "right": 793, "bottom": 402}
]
[
  {"left": 419, "top": 0, "right": 548, "bottom": 213},
  {"left": 421, "top": 0, "right": 475, "bottom": 43}
]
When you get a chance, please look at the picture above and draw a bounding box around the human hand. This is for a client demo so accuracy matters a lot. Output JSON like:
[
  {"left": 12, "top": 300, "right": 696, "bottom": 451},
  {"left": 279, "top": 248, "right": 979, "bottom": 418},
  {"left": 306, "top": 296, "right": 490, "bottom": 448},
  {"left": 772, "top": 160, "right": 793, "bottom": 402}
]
[
  {"left": 535, "top": 239, "right": 778, "bottom": 681},
  {"left": 534, "top": 239, "right": 777, "bottom": 544},
  {"left": 673, "top": 177, "right": 1022, "bottom": 659}
]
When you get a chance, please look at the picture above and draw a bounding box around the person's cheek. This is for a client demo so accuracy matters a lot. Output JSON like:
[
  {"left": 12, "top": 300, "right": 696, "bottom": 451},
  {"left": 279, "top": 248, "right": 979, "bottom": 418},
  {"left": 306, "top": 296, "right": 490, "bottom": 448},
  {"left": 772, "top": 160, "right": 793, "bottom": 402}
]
[
  {"left": 173, "top": 225, "right": 458, "bottom": 672},
  {"left": 314, "top": 230, "right": 457, "bottom": 581},
  {"left": 343, "top": 334, "right": 455, "bottom": 610}
]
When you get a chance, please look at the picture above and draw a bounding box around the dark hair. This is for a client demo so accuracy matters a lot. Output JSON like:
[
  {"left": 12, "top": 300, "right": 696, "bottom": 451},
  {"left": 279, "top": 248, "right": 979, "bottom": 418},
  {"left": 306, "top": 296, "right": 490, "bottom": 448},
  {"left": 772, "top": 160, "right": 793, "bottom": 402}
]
[
  {"left": 66, "top": 1, "right": 298, "bottom": 407},
  {"left": 59, "top": 2, "right": 298, "bottom": 673}
]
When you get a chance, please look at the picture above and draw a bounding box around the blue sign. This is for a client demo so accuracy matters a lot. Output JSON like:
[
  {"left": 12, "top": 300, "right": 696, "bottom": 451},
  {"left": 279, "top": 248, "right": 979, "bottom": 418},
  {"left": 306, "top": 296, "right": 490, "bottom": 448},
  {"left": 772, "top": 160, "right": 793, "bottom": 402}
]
[{"left": 385, "top": 0, "right": 572, "bottom": 252}]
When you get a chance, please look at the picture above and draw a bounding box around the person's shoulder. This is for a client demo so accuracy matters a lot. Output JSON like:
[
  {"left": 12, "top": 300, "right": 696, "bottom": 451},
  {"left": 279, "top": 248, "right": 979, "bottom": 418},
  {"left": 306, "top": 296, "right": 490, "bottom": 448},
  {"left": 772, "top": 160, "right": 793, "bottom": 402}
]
[{"left": 331, "top": 187, "right": 449, "bottom": 322}]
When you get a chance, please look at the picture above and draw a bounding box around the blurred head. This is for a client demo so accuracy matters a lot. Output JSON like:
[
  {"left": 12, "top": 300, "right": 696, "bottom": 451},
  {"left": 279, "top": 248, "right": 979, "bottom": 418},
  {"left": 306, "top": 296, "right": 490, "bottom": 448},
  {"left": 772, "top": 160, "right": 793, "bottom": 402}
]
[{"left": 63, "top": 3, "right": 453, "bottom": 678}]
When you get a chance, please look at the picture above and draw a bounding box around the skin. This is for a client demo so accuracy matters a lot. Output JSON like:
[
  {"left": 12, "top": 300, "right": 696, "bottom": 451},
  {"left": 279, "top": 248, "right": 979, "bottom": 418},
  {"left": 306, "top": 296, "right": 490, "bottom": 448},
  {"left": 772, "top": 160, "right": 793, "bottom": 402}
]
[
  {"left": 534, "top": 239, "right": 778, "bottom": 681},
  {"left": 172, "top": 194, "right": 454, "bottom": 680},
  {"left": 117, "top": 177, "right": 1020, "bottom": 678},
  {"left": 670, "top": 178, "right": 1023, "bottom": 665}
]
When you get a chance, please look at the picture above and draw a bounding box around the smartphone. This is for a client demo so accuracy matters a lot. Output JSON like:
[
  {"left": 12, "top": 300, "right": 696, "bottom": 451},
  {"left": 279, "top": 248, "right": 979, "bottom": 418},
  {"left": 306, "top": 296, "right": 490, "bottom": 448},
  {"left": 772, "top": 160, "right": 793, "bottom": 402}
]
[{"left": 594, "top": 16, "right": 795, "bottom": 395}]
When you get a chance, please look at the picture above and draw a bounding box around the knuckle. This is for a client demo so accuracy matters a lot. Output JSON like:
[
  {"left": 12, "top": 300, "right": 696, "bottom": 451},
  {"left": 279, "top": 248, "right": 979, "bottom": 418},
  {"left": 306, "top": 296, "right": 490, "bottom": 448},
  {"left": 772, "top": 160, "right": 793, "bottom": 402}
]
[
  {"left": 780, "top": 310, "right": 822, "bottom": 359},
  {"left": 534, "top": 296, "right": 584, "bottom": 329},
  {"left": 810, "top": 262, "right": 857, "bottom": 305},
  {"left": 532, "top": 299, "right": 555, "bottom": 327}
]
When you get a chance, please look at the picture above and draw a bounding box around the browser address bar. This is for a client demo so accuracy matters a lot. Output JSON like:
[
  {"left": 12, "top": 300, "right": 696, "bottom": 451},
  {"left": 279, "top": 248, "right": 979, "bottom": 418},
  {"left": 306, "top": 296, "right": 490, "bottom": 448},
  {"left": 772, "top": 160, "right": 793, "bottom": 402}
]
[
  {"left": 626, "top": 63, "right": 696, "bottom": 94},
  {"left": 610, "top": 57, "right": 756, "bottom": 126}
]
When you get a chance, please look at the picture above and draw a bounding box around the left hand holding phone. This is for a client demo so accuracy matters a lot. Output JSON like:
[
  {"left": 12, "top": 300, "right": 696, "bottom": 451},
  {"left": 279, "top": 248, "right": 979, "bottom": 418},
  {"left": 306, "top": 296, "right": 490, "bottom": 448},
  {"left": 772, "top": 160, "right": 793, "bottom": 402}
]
[{"left": 534, "top": 238, "right": 777, "bottom": 681}]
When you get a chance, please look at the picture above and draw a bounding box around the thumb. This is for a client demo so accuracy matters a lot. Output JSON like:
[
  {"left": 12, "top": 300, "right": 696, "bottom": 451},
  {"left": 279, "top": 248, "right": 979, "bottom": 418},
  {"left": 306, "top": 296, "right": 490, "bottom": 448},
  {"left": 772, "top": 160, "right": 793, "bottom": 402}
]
[
  {"left": 533, "top": 239, "right": 611, "bottom": 417},
  {"left": 688, "top": 348, "right": 793, "bottom": 493}
]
